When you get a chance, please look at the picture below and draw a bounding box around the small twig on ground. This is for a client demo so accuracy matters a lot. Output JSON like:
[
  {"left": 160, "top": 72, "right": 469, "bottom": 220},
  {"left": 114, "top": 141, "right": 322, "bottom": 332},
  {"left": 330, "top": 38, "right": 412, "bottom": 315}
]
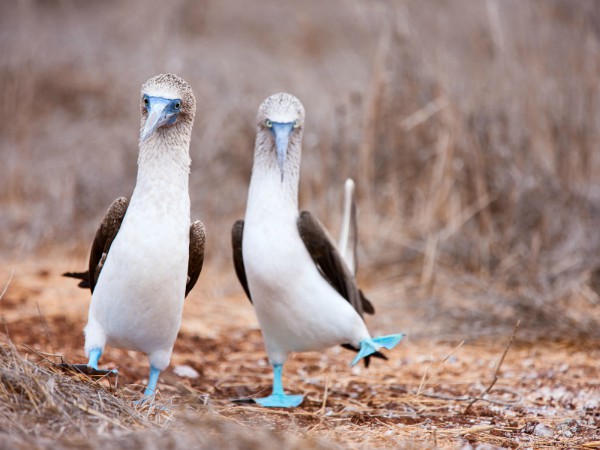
[
  {"left": 420, "top": 391, "right": 520, "bottom": 407},
  {"left": 20, "top": 344, "right": 65, "bottom": 365},
  {"left": 318, "top": 376, "right": 329, "bottom": 414},
  {"left": 464, "top": 320, "right": 520, "bottom": 414}
]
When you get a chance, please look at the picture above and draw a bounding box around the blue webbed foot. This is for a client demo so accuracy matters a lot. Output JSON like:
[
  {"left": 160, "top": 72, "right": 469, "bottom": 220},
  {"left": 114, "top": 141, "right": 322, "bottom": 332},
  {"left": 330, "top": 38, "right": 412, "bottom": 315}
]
[
  {"left": 252, "top": 363, "right": 304, "bottom": 408},
  {"left": 351, "top": 333, "right": 405, "bottom": 367},
  {"left": 255, "top": 393, "right": 304, "bottom": 408}
]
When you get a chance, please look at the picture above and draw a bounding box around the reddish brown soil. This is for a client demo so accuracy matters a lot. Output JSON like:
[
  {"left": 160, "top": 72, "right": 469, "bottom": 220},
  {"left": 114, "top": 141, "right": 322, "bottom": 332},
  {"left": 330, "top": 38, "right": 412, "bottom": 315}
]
[{"left": 1, "top": 258, "right": 598, "bottom": 448}]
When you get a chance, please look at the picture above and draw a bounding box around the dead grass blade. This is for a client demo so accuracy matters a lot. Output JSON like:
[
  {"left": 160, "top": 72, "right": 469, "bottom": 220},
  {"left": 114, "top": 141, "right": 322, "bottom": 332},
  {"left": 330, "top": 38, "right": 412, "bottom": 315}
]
[{"left": 464, "top": 320, "right": 520, "bottom": 414}]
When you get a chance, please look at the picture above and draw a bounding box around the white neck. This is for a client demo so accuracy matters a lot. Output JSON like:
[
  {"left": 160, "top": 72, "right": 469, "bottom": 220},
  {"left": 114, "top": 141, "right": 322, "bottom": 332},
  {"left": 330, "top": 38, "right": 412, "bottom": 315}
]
[
  {"left": 135, "top": 133, "right": 191, "bottom": 193},
  {"left": 247, "top": 132, "right": 301, "bottom": 217}
]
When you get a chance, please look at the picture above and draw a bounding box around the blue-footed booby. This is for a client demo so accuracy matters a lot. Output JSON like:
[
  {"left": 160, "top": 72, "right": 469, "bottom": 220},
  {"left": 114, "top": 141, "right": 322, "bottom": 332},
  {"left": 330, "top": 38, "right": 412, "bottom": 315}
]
[
  {"left": 231, "top": 93, "right": 404, "bottom": 408},
  {"left": 63, "top": 74, "right": 206, "bottom": 400}
]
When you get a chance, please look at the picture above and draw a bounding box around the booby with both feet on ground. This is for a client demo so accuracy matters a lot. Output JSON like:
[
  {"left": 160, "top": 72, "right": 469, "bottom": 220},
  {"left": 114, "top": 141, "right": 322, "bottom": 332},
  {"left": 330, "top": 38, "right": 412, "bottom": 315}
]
[
  {"left": 63, "top": 74, "right": 205, "bottom": 400},
  {"left": 232, "top": 93, "right": 404, "bottom": 408}
]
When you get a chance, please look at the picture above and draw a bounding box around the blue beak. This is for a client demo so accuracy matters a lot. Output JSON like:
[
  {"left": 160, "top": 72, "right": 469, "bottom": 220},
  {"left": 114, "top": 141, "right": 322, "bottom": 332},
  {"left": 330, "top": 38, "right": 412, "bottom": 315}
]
[
  {"left": 140, "top": 96, "right": 181, "bottom": 142},
  {"left": 271, "top": 122, "right": 295, "bottom": 181}
]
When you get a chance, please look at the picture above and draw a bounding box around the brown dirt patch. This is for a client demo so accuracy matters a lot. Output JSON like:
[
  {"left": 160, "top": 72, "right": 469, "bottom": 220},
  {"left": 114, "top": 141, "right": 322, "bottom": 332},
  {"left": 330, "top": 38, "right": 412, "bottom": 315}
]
[{"left": 0, "top": 258, "right": 598, "bottom": 448}]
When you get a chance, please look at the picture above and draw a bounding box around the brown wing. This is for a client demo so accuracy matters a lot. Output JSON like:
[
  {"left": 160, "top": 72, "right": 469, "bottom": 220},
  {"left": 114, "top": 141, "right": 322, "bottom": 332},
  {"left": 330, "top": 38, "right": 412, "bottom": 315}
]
[
  {"left": 297, "top": 211, "right": 375, "bottom": 317},
  {"left": 87, "top": 197, "right": 129, "bottom": 292},
  {"left": 231, "top": 220, "right": 252, "bottom": 303},
  {"left": 186, "top": 220, "right": 206, "bottom": 297}
]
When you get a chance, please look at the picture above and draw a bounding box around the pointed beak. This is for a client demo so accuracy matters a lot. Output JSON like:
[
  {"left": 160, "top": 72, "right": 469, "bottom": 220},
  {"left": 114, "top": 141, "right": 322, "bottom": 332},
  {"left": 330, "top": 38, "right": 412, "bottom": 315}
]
[
  {"left": 140, "top": 97, "right": 179, "bottom": 142},
  {"left": 271, "top": 122, "right": 295, "bottom": 181}
]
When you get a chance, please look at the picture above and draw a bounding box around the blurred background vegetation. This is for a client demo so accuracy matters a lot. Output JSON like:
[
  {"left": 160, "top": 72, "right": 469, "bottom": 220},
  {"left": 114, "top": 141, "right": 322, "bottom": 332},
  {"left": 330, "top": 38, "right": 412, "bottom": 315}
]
[{"left": 1, "top": 0, "right": 599, "bottom": 338}]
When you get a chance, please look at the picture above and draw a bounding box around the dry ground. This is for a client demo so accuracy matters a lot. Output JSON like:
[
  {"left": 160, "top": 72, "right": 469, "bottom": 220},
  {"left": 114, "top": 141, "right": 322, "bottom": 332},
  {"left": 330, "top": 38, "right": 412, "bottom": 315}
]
[{"left": 0, "top": 256, "right": 598, "bottom": 449}]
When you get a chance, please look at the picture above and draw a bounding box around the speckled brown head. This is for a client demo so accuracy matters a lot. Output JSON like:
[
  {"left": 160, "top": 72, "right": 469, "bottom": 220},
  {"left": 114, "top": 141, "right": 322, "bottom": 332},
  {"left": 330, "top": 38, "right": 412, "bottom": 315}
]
[
  {"left": 139, "top": 74, "right": 196, "bottom": 143},
  {"left": 256, "top": 93, "right": 305, "bottom": 129},
  {"left": 255, "top": 93, "right": 305, "bottom": 181}
]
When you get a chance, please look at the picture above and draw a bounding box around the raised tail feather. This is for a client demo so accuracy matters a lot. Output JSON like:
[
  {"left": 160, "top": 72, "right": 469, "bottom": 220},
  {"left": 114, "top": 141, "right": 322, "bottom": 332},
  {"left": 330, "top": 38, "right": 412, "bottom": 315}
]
[{"left": 338, "top": 178, "right": 357, "bottom": 275}]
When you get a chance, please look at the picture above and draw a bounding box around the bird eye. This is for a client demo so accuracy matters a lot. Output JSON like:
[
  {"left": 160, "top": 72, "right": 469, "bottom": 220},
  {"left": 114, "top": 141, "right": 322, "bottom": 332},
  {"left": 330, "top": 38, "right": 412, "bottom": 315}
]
[
  {"left": 174, "top": 101, "right": 181, "bottom": 110},
  {"left": 293, "top": 119, "right": 300, "bottom": 129},
  {"left": 265, "top": 119, "right": 273, "bottom": 128},
  {"left": 143, "top": 97, "right": 149, "bottom": 106}
]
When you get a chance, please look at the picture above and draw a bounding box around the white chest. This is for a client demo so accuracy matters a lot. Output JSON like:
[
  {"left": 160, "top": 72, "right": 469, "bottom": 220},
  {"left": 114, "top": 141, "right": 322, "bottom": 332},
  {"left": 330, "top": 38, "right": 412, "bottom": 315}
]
[{"left": 89, "top": 154, "right": 191, "bottom": 353}]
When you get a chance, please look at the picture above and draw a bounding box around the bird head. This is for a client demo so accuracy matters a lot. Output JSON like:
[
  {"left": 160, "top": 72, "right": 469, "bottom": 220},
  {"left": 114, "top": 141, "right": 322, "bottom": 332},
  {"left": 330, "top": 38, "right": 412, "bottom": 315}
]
[
  {"left": 139, "top": 74, "right": 196, "bottom": 143},
  {"left": 257, "top": 93, "right": 305, "bottom": 181}
]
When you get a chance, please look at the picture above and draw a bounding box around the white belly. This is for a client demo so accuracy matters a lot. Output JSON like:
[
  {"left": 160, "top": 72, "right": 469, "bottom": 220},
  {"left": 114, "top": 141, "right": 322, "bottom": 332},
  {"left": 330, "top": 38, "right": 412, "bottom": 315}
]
[
  {"left": 243, "top": 210, "right": 369, "bottom": 364},
  {"left": 88, "top": 191, "right": 189, "bottom": 356}
]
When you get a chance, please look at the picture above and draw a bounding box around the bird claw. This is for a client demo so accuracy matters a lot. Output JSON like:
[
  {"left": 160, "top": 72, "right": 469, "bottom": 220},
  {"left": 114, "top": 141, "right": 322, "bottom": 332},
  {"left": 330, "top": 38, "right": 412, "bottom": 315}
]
[{"left": 133, "top": 396, "right": 168, "bottom": 411}]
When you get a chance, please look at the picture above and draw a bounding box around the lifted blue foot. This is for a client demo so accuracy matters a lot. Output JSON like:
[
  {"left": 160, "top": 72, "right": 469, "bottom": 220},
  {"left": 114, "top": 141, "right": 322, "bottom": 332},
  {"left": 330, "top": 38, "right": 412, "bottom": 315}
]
[
  {"left": 254, "top": 363, "right": 304, "bottom": 408},
  {"left": 351, "top": 333, "right": 405, "bottom": 367}
]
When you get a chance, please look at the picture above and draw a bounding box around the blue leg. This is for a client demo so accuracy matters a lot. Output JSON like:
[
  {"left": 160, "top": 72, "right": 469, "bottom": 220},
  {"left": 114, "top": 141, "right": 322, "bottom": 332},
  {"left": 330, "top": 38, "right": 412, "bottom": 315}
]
[
  {"left": 351, "top": 333, "right": 405, "bottom": 367},
  {"left": 143, "top": 365, "right": 161, "bottom": 397},
  {"left": 133, "top": 366, "right": 162, "bottom": 406},
  {"left": 87, "top": 347, "right": 102, "bottom": 370},
  {"left": 255, "top": 363, "right": 304, "bottom": 408}
]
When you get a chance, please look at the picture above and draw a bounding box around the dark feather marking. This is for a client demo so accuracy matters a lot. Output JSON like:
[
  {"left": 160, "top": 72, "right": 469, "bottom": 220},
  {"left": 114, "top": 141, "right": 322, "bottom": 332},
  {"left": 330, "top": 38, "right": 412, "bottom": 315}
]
[
  {"left": 88, "top": 197, "right": 129, "bottom": 292},
  {"left": 231, "top": 220, "right": 252, "bottom": 303},
  {"left": 297, "top": 211, "right": 375, "bottom": 317},
  {"left": 186, "top": 220, "right": 206, "bottom": 296}
]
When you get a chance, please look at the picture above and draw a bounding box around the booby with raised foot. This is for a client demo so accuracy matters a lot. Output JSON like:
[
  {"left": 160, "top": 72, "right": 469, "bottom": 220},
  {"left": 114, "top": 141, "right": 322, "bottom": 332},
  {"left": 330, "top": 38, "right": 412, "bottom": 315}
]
[
  {"left": 63, "top": 74, "right": 205, "bottom": 400},
  {"left": 231, "top": 93, "right": 404, "bottom": 408}
]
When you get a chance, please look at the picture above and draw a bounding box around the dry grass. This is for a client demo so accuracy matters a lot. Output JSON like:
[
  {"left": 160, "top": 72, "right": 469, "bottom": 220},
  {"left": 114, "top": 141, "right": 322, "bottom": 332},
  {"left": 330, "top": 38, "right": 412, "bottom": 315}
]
[{"left": 0, "top": 342, "right": 345, "bottom": 449}]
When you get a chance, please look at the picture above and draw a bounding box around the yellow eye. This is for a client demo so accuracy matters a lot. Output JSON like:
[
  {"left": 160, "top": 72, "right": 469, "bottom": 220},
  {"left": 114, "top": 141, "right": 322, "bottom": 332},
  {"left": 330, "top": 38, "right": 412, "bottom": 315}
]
[
  {"left": 293, "top": 119, "right": 300, "bottom": 129},
  {"left": 265, "top": 119, "right": 273, "bottom": 128}
]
